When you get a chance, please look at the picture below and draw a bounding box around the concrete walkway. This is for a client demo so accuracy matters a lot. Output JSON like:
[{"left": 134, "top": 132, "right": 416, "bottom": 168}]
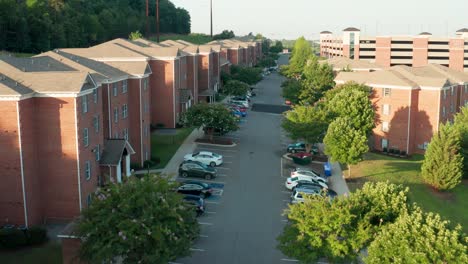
[{"left": 328, "top": 161, "right": 350, "bottom": 196}]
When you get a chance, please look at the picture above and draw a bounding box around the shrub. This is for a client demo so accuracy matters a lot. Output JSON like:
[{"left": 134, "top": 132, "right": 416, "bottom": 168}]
[
  {"left": 400, "top": 150, "right": 407, "bottom": 156},
  {"left": 130, "top": 163, "right": 142, "bottom": 170},
  {"left": 394, "top": 149, "right": 400, "bottom": 155},
  {"left": 382, "top": 147, "right": 388, "bottom": 153},
  {"left": 26, "top": 226, "right": 48, "bottom": 245},
  {"left": 0, "top": 228, "right": 28, "bottom": 249}
]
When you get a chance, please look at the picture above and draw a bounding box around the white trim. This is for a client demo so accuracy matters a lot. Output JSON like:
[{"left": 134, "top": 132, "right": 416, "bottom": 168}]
[
  {"left": 406, "top": 90, "right": 412, "bottom": 154},
  {"left": 0, "top": 96, "right": 22, "bottom": 101},
  {"left": 16, "top": 102, "right": 28, "bottom": 227},
  {"left": 107, "top": 85, "right": 112, "bottom": 137},
  {"left": 74, "top": 98, "right": 83, "bottom": 211},
  {"left": 173, "top": 60, "right": 176, "bottom": 128},
  {"left": 437, "top": 91, "right": 441, "bottom": 131},
  {"left": 139, "top": 78, "right": 144, "bottom": 166}
]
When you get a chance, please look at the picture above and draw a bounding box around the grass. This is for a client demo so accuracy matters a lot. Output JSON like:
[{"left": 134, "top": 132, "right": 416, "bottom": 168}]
[
  {"left": 0, "top": 242, "right": 62, "bottom": 264},
  {"left": 345, "top": 152, "right": 468, "bottom": 233},
  {"left": 151, "top": 127, "right": 194, "bottom": 169},
  {"left": 150, "top": 33, "right": 213, "bottom": 45}
]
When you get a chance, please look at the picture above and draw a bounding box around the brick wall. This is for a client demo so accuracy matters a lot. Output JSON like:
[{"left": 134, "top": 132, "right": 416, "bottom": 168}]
[
  {"left": 375, "top": 37, "right": 391, "bottom": 67},
  {"left": 149, "top": 59, "right": 176, "bottom": 128},
  {"left": 449, "top": 39, "right": 465, "bottom": 72},
  {"left": 413, "top": 38, "right": 429, "bottom": 67}
]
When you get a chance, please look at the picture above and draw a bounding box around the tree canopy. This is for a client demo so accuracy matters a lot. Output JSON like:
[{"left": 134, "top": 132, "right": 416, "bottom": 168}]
[
  {"left": 77, "top": 175, "right": 199, "bottom": 264},
  {"left": 286, "top": 37, "right": 312, "bottom": 78},
  {"left": 421, "top": 122, "right": 463, "bottom": 190},
  {"left": 0, "top": 0, "right": 191, "bottom": 53},
  {"left": 299, "top": 55, "right": 335, "bottom": 104},
  {"left": 229, "top": 65, "right": 263, "bottom": 85},
  {"left": 269, "top": 40, "right": 284, "bottom": 53},
  {"left": 453, "top": 105, "right": 468, "bottom": 178},
  {"left": 222, "top": 80, "right": 249, "bottom": 97},
  {"left": 213, "top": 30, "right": 235, "bottom": 40},
  {"left": 281, "top": 79, "right": 302, "bottom": 105}
]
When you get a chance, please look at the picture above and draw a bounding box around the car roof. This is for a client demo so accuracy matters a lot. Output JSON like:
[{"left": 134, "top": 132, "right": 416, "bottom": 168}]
[
  {"left": 183, "top": 180, "right": 210, "bottom": 187},
  {"left": 198, "top": 151, "right": 213, "bottom": 155},
  {"left": 294, "top": 187, "right": 321, "bottom": 194}
]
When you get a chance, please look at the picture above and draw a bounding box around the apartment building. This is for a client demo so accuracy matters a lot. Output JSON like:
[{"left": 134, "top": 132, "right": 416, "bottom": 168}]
[
  {"left": 320, "top": 57, "right": 383, "bottom": 72},
  {"left": 335, "top": 64, "right": 468, "bottom": 155},
  {"left": 320, "top": 28, "right": 468, "bottom": 72}
]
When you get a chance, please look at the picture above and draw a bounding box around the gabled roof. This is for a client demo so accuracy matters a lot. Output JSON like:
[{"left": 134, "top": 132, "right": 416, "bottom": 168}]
[
  {"left": 456, "top": 28, "right": 468, "bottom": 33},
  {"left": 0, "top": 54, "right": 76, "bottom": 72},
  {"left": 419, "top": 32, "right": 432, "bottom": 35},
  {"left": 108, "top": 39, "right": 180, "bottom": 59},
  {"left": 321, "top": 57, "right": 382, "bottom": 71},
  {"left": 343, "top": 27, "right": 360, "bottom": 32},
  {"left": 104, "top": 61, "right": 152, "bottom": 76},
  {"left": 320, "top": 31, "right": 332, "bottom": 34},
  {"left": 100, "top": 139, "right": 136, "bottom": 166}
]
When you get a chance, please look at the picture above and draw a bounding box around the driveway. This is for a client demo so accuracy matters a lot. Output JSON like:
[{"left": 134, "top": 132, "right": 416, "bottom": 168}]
[{"left": 176, "top": 55, "right": 295, "bottom": 264}]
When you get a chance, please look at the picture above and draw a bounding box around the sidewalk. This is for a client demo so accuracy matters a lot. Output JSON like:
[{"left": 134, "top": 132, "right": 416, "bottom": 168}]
[{"left": 328, "top": 161, "right": 350, "bottom": 196}]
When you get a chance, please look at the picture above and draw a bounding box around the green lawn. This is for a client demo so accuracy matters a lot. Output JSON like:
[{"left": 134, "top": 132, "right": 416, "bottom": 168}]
[
  {"left": 345, "top": 152, "right": 468, "bottom": 233},
  {"left": 151, "top": 128, "right": 194, "bottom": 169},
  {"left": 0, "top": 242, "right": 62, "bottom": 264},
  {"left": 151, "top": 33, "right": 213, "bottom": 45}
]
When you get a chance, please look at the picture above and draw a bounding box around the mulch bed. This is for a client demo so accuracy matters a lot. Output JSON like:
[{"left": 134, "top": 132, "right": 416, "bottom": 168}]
[{"left": 195, "top": 137, "right": 233, "bottom": 145}]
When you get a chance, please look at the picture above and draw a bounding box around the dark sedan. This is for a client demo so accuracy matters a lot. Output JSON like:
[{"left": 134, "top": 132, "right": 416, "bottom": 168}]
[
  {"left": 177, "top": 180, "right": 213, "bottom": 198},
  {"left": 287, "top": 142, "right": 319, "bottom": 154},
  {"left": 179, "top": 160, "right": 217, "bottom": 180}
]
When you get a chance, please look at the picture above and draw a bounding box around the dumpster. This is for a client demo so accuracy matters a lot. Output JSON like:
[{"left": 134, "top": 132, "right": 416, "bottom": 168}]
[
  {"left": 291, "top": 152, "right": 312, "bottom": 165},
  {"left": 324, "top": 162, "right": 332, "bottom": 177}
]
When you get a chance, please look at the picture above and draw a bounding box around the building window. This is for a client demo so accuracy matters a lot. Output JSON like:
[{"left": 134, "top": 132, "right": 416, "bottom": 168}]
[
  {"left": 143, "top": 79, "right": 148, "bottom": 91},
  {"left": 114, "top": 107, "right": 119, "bottom": 123},
  {"left": 82, "top": 95, "right": 88, "bottom": 113},
  {"left": 93, "top": 115, "right": 99, "bottom": 133},
  {"left": 93, "top": 88, "right": 98, "bottom": 103},
  {"left": 383, "top": 88, "right": 391, "bottom": 97},
  {"left": 443, "top": 90, "right": 447, "bottom": 99},
  {"left": 145, "top": 151, "right": 149, "bottom": 161},
  {"left": 95, "top": 144, "right": 100, "bottom": 161},
  {"left": 442, "top": 106, "right": 446, "bottom": 117},
  {"left": 114, "top": 132, "right": 119, "bottom": 138},
  {"left": 383, "top": 104, "right": 391, "bottom": 115},
  {"left": 144, "top": 123, "right": 148, "bottom": 137},
  {"left": 465, "top": 84, "right": 468, "bottom": 94},
  {"left": 86, "top": 194, "right": 92, "bottom": 207},
  {"left": 122, "top": 80, "right": 128, "bottom": 93},
  {"left": 123, "top": 128, "right": 129, "bottom": 141},
  {"left": 451, "top": 86, "right": 454, "bottom": 96},
  {"left": 85, "top": 161, "right": 91, "bottom": 180},
  {"left": 83, "top": 128, "right": 89, "bottom": 147},
  {"left": 113, "top": 83, "right": 118, "bottom": 97},
  {"left": 450, "top": 103, "right": 454, "bottom": 113},
  {"left": 144, "top": 99, "right": 149, "bottom": 113},
  {"left": 382, "top": 122, "right": 389, "bottom": 132},
  {"left": 122, "top": 104, "right": 128, "bottom": 119}
]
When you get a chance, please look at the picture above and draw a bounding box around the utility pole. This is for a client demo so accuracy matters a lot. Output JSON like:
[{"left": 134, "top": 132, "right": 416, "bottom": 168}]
[
  {"left": 145, "top": 0, "right": 149, "bottom": 37},
  {"left": 156, "top": 0, "right": 160, "bottom": 42},
  {"left": 210, "top": 0, "right": 213, "bottom": 38}
]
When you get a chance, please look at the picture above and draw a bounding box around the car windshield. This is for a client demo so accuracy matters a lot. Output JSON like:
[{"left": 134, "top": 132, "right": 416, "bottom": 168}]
[
  {"left": 192, "top": 152, "right": 199, "bottom": 157},
  {"left": 212, "top": 153, "right": 220, "bottom": 157},
  {"left": 291, "top": 177, "right": 298, "bottom": 181}
]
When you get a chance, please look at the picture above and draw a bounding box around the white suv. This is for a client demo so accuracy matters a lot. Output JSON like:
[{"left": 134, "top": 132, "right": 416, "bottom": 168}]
[
  {"left": 290, "top": 187, "right": 322, "bottom": 204},
  {"left": 285, "top": 175, "right": 328, "bottom": 190},
  {"left": 291, "top": 168, "right": 328, "bottom": 183}
]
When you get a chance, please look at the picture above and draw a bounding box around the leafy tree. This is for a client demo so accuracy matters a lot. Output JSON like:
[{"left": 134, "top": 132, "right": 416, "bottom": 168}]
[
  {"left": 421, "top": 122, "right": 463, "bottom": 190},
  {"left": 257, "top": 56, "right": 276, "bottom": 68},
  {"left": 213, "top": 30, "right": 235, "bottom": 40},
  {"left": 282, "top": 105, "right": 329, "bottom": 151},
  {"left": 327, "top": 82, "right": 375, "bottom": 135},
  {"left": 366, "top": 206, "right": 468, "bottom": 264},
  {"left": 324, "top": 81, "right": 371, "bottom": 102},
  {"left": 324, "top": 117, "right": 369, "bottom": 176},
  {"left": 129, "top": 30, "right": 143, "bottom": 40},
  {"left": 278, "top": 182, "right": 409, "bottom": 262},
  {"left": 229, "top": 65, "right": 262, "bottom": 85},
  {"left": 77, "top": 175, "right": 199, "bottom": 264},
  {"left": 181, "top": 103, "right": 239, "bottom": 141},
  {"left": 281, "top": 79, "right": 302, "bottom": 105},
  {"left": 299, "top": 55, "right": 335, "bottom": 103},
  {"left": 453, "top": 106, "right": 468, "bottom": 178},
  {"left": 269, "top": 40, "right": 283, "bottom": 53},
  {"left": 254, "top": 33, "right": 264, "bottom": 40},
  {"left": 285, "top": 37, "right": 312, "bottom": 78},
  {"left": 222, "top": 80, "right": 249, "bottom": 97}
]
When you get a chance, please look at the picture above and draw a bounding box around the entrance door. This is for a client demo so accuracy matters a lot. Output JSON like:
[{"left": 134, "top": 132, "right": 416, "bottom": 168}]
[{"left": 381, "top": 139, "right": 389, "bottom": 150}]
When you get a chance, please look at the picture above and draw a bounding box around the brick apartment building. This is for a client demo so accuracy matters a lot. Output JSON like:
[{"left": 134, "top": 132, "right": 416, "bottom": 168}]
[
  {"left": 335, "top": 64, "right": 468, "bottom": 155},
  {"left": 320, "top": 27, "right": 468, "bottom": 72}
]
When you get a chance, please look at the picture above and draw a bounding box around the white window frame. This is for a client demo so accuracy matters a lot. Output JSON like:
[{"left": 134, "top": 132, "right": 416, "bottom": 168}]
[
  {"left": 122, "top": 104, "right": 128, "bottom": 119},
  {"left": 83, "top": 128, "right": 89, "bottom": 147},
  {"left": 114, "top": 107, "right": 119, "bottom": 123},
  {"left": 382, "top": 104, "right": 391, "bottom": 115},
  {"left": 114, "top": 132, "right": 119, "bottom": 138},
  {"left": 383, "top": 88, "right": 391, "bottom": 97},
  {"left": 122, "top": 80, "right": 128, "bottom": 93},
  {"left": 123, "top": 128, "right": 129, "bottom": 141},
  {"left": 443, "top": 90, "right": 447, "bottom": 99},
  {"left": 382, "top": 121, "right": 389, "bottom": 132},
  {"left": 85, "top": 161, "right": 91, "bottom": 180},
  {"left": 82, "top": 95, "right": 88, "bottom": 113},
  {"left": 143, "top": 78, "right": 148, "bottom": 91},
  {"left": 451, "top": 86, "right": 454, "bottom": 96},
  {"left": 95, "top": 144, "right": 100, "bottom": 161},
  {"left": 93, "top": 115, "right": 99, "bottom": 133},
  {"left": 93, "top": 88, "right": 98, "bottom": 103},
  {"left": 113, "top": 83, "right": 118, "bottom": 97}
]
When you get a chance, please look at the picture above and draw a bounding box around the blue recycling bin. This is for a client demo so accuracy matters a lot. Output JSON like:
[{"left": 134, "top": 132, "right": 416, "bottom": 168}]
[{"left": 324, "top": 162, "right": 332, "bottom": 177}]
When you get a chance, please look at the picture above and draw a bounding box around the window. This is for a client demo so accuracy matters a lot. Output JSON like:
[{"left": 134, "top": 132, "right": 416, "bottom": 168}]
[
  {"left": 451, "top": 86, "right": 454, "bottom": 96},
  {"left": 145, "top": 151, "right": 149, "bottom": 161},
  {"left": 114, "top": 132, "right": 119, "bottom": 138},
  {"left": 93, "top": 115, "right": 99, "bottom": 133},
  {"left": 144, "top": 99, "right": 149, "bottom": 113},
  {"left": 450, "top": 103, "right": 454, "bottom": 113},
  {"left": 382, "top": 122, "right": 389, "bottom": 132},
  {"left": 383, "top": 88, "right": 391, "bottom": 97},
  {"left": 93, "top": 88, "right": 98, "bottom": 103},
  {"left": 86, "top": 194, "right": 92, "bottom": 207},
  {"left": 122, "top": 80, "right": 128, "bottom": 93},
  {"left": 114, "top": 107, "right": 119, "bottom": 123},
  {"left": 82, "top": 95, "right": 88, "bottom": 113},
  {"left": 144, "top": 123, "right": 148, "bottom": 137},
  {"left": 85, "top": 161, "right": 91, "bottom": 180},
  {"left": 143, "top": 79, "right": 148, "bottom": 91},
  {"left": 123, "top": 128, "right": 129, "bottom": 141},
  {"left": 122, "top": 104, "right": 128, "bottom": 119},
  {"left": 83, "top": 128, "right": 89, "bottom": 147},
  {"left": 465, "top": 84, "right": 468, "bottom": 94},
  {"left": 383, "top": 104, "right": 391, "bottom": 115},
  {"left": 95, "top": 144, "right": 100, "bottom": 161},
  {"left": 443, "top": 90, "right": 447, "bottom": 99},
  {"left": 442, "top": 106, "right": 446, "bottom": 117},
  {"left": 113, "top": 83, "right": 118, "bottom": 96}
]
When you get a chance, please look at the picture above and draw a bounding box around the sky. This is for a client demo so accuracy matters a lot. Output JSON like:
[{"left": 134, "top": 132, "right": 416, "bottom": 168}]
[{"left": 170, "top": 0, "right": 468, "bottom": 40}]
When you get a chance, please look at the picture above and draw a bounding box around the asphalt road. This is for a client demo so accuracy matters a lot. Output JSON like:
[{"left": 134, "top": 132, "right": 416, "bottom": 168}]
[{"left": 177, "top": 54, "right": 294, "bottom": 264}]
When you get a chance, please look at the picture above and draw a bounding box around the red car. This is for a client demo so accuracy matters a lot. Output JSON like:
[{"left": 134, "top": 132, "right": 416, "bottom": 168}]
[{"left": 228, "top": 104, "right": 247, "bottom": 112}]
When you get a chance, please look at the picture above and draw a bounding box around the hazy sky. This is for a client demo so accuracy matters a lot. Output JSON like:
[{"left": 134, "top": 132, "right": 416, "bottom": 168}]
[{"left": 170, "top": 0, "right": 468, "bottom": 40}]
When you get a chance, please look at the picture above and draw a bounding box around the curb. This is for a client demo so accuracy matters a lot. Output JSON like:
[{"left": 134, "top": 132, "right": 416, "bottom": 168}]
[
  {"left": 196, "top": 142, "right": 237, "bottom": 148},
  {"left": 282, "top": 153, "right": 327, "bottom": 164}
]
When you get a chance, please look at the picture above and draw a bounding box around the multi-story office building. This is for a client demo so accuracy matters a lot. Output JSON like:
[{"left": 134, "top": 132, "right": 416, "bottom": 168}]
[{"left": 321, "top": 28, "right": 468, "bottom": 72}]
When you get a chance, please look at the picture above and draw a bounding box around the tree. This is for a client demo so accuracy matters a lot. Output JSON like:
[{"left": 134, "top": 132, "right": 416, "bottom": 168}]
[
  {"left": 269, "top": 40, "right": 283, "bottom": 53},
  {"left": 281, "top": 79, "right": 302, "bottom": 105},
  {"left": 77, "top": 175, "right": 199, "bottom": 264},
  {"left": 254, "top": 33, "right": 264, "bottom": 40},
  {"left": 285, "top": 37, "right": 312, "bottom": 78},
  {"left": 278, "top": 182, "right": 409, "bottom": 262},
  {"left": 366, "top": 206, "right": 468, "bottom": 264},
  {"left": 222, "top": 80, "right": 249, "bottom": 97},
  {"left": 421, "top": 122, "right": 463, "bottom": 190},
  {"left": 229, "top": 65, "right": 262, "bottom": 85},
  {"left": 324, "top": 117, "right": 369, "bottom": 176},
  {"left": 453, "top": 105, "right": 468, "bottom": 178},
  {"left": 213, "top": 30, "right": 235, "bottom": 40},
  {"left": 327, "top": 82, "right": 375, "bottom": 135},
  {"left": 181, "top": 103, "right": 239, "bottom": 141},
  {"left": 282, "top": 105, "right": 330, "bottom": 151},
  {"left": 128, "top": 30, "right": 143, "bottom": 40},
  {"left": 299, "top": 55, "right": 335, "bottom": 103}
]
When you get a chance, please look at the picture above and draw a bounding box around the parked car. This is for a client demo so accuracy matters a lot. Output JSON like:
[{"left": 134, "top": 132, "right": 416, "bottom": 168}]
[
  {"left": 228, "top": 104, "right": 247, "bottom": 112},
  {"left": 291, "top": 167, "right": 324, "bottom": 178},
  {"left": 184, "top": 151, "right": 223, "bottom": 167},
  {"left": 285, "top": 175, "right": 328, "bottom": 190},
  {"left": 229, "top": 106, "right": 247, "bottom": 117},
  {"left": 290, "top": 186, "right": 322, "bottom": 204},
  {"left": 182, "top": 194, "right": 205, "bottom": 216},
  {"left": 229, "top": 99, "right": 249, "bottom": 108},
  {"left": 286, "top": 142, "right": 319, "bottom": 154},
  {"left": 179, "top": 160, "right": 217, "bottom": 180},
  {"left": 177, "top": 181, "right": 213, "bottom": 198},
  {"left": 293, "top": 181, "right": 326, "bottom": 191},
  {"left": 230, "top": 108, "right": 243, "bottom": 118},
  {"left": 291, "top": 170, "right": 328, "bottom": 184},
  {"left": 233, "top": 95, "right": 250, "bottom": 102}
]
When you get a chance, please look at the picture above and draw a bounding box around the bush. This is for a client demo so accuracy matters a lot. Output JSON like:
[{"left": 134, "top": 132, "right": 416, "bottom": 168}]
[
  {"left": 382, "top": 147, "right": 388, "bottom": 153},
  {"left": 130, "top": 163, "right": 142, "bottom": 170},
  {"left": 26, "top": 226, "right": 48, "bottom": 245},
  {"left": 0, "top": 228, "right": 28, "bottom": 249}
]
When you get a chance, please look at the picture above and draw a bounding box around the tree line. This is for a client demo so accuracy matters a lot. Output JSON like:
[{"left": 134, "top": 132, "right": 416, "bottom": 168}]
[{"left": 0, "top": 0, "right": 190, "bottom": 54}]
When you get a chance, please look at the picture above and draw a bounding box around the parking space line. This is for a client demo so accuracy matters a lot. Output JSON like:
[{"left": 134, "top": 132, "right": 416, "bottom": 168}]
[
  {"left": 205, "top": 211, "right": 216, "bottom": 214},
  {"left": 199, "top": 234, "right": 209, "bottom": 238},
  {"left": 198, "top": 179, "right": 225, "bottom": 184},
  {"left": 281, "top": 158, "right": 284, "bottom": 178},
  {"left": 205, "top": 201, "right": 221, "bottom": 204},
  {"left": 190, "top": 248, "right": 206, "bottom": 252},
  {"left": 281, "top": 191, "right": 291, "bottom": 194},
  {"left": 281, "top": 258, "right": 299, "bottom": 262},
  {"left": 282, "top": 219, "right": 288, "bottom": 222},
  {"left": 223, "top": 161, "right": 233, "bottom": 164},
  {"left": 216, "top": 167, "right": 231, "bottom": 170},
  {"left": 222, "top": 155, "right": 235, "bottom": 158},
  {"left": 198, "top": 222, "right": 213, "bottom": 226},
  {"left": 197, "top": 148, "right": 238, "bottom": 153},
  {"left": 168, "top": 262, "right": 183, "bottom": 264},
  {"left": 282, "top": 199, "right": 290, "bottom": 202}
]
